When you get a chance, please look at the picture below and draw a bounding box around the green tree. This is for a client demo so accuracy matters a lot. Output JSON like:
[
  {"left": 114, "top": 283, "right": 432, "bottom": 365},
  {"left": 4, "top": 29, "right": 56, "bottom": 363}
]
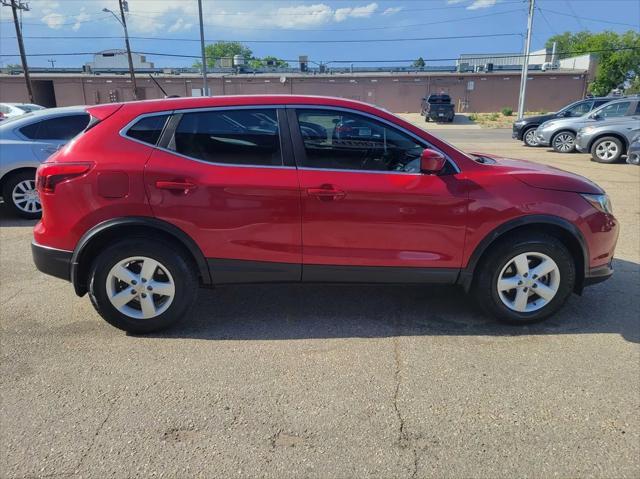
[
  {"left": 413, "top": 57, "right": 426, "bottom": 69},
  {"left": 193, "top": 41, "right": 253, "bottom": 68},
  {"left": 248, "top": 56, "right": 289, "bottom": 69},
  {"left": 545, "top": 30, "right": 640, "bottom": 96}
]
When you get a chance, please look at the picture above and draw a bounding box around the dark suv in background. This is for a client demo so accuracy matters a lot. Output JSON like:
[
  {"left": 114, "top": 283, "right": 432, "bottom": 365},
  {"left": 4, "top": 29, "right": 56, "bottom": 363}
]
[
  {"left": 512, "top": 97, "right": 612, "bottom": 147},
  {"left": 420, "top": 94, "right": 455, "bottom": 123}
]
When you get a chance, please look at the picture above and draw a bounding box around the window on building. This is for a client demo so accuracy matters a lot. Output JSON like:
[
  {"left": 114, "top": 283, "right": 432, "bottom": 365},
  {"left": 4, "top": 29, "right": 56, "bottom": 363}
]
[
  {"left": 295, "top": 109, "right": 424, "bottom": 173},
  {"left": 173, "top": 109, "right": 282, "bottom": 166}
]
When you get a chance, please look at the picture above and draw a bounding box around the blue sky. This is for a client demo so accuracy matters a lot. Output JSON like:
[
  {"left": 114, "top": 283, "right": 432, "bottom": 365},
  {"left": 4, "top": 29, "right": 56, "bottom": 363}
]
[{"left": 1, "top": 0, "right": 638, "bottom": 68}]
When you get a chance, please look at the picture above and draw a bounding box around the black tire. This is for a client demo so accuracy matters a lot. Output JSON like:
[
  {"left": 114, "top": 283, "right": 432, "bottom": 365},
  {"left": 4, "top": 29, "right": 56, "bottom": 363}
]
[
  {"left": 472, "top": 233, "right": 575, "bottom": 324},
  {"left": 522, "top": 126, "right": 539, "bottom": 147},
  {"left": 551, "top": 130, "right": 576, "bottom": 153},
  {"left": 590, "top": 136, "right": 624, "bottom": 164},
  {"left": 1, "top": 170, "right": 41, "bottom": 219},
  {"left": 424, "top": 116, "right": 430, "bottom": 122},
  {"left": 88, "top": 238, "right": 198, "bottom": 333}
]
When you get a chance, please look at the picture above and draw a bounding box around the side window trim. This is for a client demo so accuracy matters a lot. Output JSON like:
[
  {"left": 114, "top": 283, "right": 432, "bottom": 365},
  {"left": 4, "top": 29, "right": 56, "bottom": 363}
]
[
  {"left": 119, "top": 110, "right": 174, "bottom": 148},
  {"left": 156, "top": 105, "right": 293, "bottom": 170},
  {"left": 285, "top": 105, "right": 459, "bottom": 175}
]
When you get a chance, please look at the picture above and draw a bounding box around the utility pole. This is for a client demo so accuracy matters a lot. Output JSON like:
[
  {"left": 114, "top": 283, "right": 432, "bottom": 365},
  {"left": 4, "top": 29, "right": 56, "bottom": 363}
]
[
  {"left": 48, "top": 59, "right": 56, "bottom": 69},
  {"left": 3, "top": 0, "right": 34, "bottom": 103},
  {"left": 197, "top": 0, "right": 209, "bottom": 96},
  {"left": 517, "top": 0, "right": 535, "bottom": 119},
  {"left": 118, "top": 0, "right": 137, "bottom": 100}
]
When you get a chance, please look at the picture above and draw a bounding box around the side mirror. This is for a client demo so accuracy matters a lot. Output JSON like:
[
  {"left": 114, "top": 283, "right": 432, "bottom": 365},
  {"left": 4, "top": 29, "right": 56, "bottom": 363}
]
[
  {"left": 560, "top": 110, "right": 572, "bottom": 117},
  {"left": 420, "top": 149, "right": 446, "bottom": 174},
  {"left": 591, "top": 113, "right": 602, "bottom": 120}
]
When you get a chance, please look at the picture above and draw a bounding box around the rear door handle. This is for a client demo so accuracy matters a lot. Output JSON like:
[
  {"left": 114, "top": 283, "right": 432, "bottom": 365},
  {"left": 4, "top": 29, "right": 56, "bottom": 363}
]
[
  {"left": 155, "top": 180, "right": 197, "bottom": 193},
  {"left": 307, "top": 185, "right": 346, "bottom": 201}
]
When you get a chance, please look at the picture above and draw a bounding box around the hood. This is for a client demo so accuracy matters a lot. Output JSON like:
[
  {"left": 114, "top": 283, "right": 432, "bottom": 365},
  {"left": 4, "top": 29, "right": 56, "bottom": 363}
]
[
  {"left": 520, "top": 113, "right": 557, "bottom": 123},
  {"left": 470, "top": 153, "right": 604, "bottom": 194}
]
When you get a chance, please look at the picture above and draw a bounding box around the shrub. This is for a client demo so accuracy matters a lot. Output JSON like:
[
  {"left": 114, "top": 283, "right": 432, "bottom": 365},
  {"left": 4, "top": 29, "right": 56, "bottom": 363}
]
[
  {"left": 488, "top": 112, "right": 500, "bottom": 121},
  {"left": 469, "top": 113, "right": 478, "bottom": 121},
  {"left": 501, "top": 107, "right": 513, "bottom": 116}
]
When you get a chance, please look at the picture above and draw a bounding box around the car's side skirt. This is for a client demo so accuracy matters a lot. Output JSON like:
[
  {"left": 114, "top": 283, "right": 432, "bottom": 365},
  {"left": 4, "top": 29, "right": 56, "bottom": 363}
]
[{"left": 207, "top": 258, "right": 460, "bottom": 285}]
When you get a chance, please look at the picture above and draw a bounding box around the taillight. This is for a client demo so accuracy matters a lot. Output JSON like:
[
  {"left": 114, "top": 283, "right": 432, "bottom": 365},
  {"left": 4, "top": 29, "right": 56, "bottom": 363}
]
[{"left": 36, "top": 162, "right": 93, "bottom": 193}]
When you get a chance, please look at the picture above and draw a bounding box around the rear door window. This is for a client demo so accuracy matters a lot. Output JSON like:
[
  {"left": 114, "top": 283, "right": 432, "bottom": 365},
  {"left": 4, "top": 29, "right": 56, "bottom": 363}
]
[
  {"left": 126, "top": 114, "right": 169, "bottom": 145},
  {"left": 172, "top": 109, "right": 283, "bottom": 166},
  {"left": 19, "top": 114, "right": 90, "bottom": 140}
]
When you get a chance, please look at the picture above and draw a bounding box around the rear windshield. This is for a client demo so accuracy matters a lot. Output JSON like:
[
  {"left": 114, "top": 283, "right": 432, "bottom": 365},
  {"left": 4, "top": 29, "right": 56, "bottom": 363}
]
[{"left": 19, "top": 114, "right": 90, "bottom": 140}]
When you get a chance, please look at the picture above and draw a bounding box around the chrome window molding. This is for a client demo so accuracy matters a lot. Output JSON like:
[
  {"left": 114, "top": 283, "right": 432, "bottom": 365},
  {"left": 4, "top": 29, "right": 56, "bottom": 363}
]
[
  {"left": 120, "top": 106, "right": 294, "bottom": 170},
  {"left": 285, "top": 104, "right": 461, "bottom": 175}
]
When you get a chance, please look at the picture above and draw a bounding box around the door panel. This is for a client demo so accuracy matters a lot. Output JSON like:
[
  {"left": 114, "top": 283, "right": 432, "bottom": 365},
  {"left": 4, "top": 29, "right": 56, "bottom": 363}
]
[
  {"left": 298, "top": 169, "right": 468, "bottom": 268},
  {"left": 145, "top": 148, "right": 302, "bottom": 266}
]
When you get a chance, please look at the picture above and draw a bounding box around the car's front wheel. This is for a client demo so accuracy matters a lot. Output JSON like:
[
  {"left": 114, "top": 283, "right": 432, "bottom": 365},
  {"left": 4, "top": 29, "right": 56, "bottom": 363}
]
[
  {"left": 2, "top": 170, "right": 41, "bottom": 219},
  {"left": 522, "top": 127, "right": 539, "bottom": 147},
  {"left": 472, "top": 234, "right": 575, "bottom": 324},
  {"left": 88, "top": 238, "right": 198, "bottom": 333},
  {"left": 552, "top": 131, "right": 576, "bottom": 153},
  {"left": 591, "top": 136, "right": 624, "bottom": 163}
]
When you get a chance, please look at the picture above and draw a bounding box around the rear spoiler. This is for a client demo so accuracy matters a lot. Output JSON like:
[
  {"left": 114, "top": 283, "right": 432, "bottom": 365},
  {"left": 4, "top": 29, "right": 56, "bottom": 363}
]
[{"left": 86, "top": 103, "right": 123, "bottom": 121}]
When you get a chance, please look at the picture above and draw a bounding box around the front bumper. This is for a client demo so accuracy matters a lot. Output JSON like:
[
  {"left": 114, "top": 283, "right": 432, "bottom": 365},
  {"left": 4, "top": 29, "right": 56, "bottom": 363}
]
[
  {"left": 535, "top": 130, "right": 552, "bottom": 146},
  {"left": 584, "top": 261, "right": 614, "bottom": 287},
  {"left": 512, "top": 124, "right": 524, "bottom": 139},
  {"left": 574, "top": 133, "right": 593, "bottom": 153},
  {"left": 31, "top": 242, "right": 72, "bottom": 281}
]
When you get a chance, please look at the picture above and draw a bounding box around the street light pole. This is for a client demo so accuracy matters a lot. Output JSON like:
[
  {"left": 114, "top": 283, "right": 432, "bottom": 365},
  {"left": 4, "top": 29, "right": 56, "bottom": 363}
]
[
  {"left": 197, "top": 0, "right": 209, "bottom": 96},
  {"left": 5, "top": 0, "right": 34, "bottom": 103},
  {"left": 118, "top": 0, "right": 138, "bottom": 100},
  {"left": 517, "top": 0, "right": 535, "bottom": 119},
  {"left": 104, "top": 1, "right": 137, "bottom": 100}
]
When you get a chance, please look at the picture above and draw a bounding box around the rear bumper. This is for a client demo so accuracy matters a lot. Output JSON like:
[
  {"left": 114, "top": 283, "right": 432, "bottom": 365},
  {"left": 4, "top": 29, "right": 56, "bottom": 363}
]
[
  {"left": 584, "top": 261, "right": 614, "bottom": 287},
  {"left": 31, "top": 242, "right": 72, "bottom": 281}
]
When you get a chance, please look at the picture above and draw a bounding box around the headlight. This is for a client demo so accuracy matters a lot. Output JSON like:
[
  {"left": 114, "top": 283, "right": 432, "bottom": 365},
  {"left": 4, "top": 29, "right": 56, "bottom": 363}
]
[
  {"left": 581, "top": 193, "right": 613, "bottom": 215},
  {"left": 514, "top": 120, "right": 526, "bottom": 126},
  {"left": 541, "top": 122, "right": 556, "bottom": 129},
  {"left": 580, "top": 126, "right": 596, "bottom": 135}
]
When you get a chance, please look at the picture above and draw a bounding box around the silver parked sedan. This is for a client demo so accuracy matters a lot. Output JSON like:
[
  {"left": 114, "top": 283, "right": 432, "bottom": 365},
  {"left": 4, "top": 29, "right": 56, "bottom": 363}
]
[
  {"left": 535, "top": 96, "right": 640, "bottom": 153},
  {"left": 0, "top": 106, "right": 89, "bottom": 218},
  {"left": 575, "top": 116, "right": 640, "bottom": 163}
]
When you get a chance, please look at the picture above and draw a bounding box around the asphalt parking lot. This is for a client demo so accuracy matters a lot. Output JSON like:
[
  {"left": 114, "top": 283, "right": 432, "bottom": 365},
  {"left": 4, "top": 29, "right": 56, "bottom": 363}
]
[{"left": 1, "top": 125, "right": 639, "bottom": 478}]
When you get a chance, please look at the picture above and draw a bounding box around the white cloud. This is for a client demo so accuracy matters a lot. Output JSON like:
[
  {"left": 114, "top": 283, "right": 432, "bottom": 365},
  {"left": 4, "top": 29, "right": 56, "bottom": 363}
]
[
  {"left": 28, "top": 1, "right": 385, "bottom": 33},
  {"left": 382, "top": 7, "right": 403, "bottom": 16},
  {"left": 42, "top": 12, "right": 65, "bottom": 29},
  {"left": 467, "top": 0, "right": 498, "bottom": 10},
  {"left": 168, "top": 18, "right": 193, "bottom": 33}
]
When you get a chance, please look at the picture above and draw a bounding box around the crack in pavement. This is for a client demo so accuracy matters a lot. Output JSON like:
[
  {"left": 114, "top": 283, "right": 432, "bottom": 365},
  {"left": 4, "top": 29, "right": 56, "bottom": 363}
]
[
  {"left": 74, "top": 395, "right": 118, "bottom": 474},
  {"left": 392, "top": 331, "right": 419, "bottom": 479}
]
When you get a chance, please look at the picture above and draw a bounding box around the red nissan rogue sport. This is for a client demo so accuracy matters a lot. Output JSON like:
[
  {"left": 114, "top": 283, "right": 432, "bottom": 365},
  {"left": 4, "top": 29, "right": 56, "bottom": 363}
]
[{"left": 32, "top": 95, "right": 618, "bottom": 333}]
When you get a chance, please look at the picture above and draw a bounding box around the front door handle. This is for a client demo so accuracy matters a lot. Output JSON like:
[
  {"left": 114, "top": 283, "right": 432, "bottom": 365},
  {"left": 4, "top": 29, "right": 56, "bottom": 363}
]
[
  {"left": 155, "top": 180, "right": 197, "bottom": 194},
  {"left": 307, "top": 185, "right": 346, "bottom": 201}
]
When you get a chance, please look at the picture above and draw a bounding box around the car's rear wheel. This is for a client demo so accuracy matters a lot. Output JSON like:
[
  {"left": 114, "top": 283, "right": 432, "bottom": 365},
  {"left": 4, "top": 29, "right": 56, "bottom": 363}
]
[
  {"left": 522, "top": 127, "right": 539, "bottom": 147},
  {"left": 590, "top": 136, "right": 624, "bottom": 163},
  {"left": 88, "top": 238, "right": 198, "bottom": 333},
  {"left": 2, "top": 170, "right": 41, "bottom": 219},
  {"left": 472, "top": 234, "right": 575, "bottom": 324},
  {"left": 552, "top": 131, "right": 576, "bottom": 153}
]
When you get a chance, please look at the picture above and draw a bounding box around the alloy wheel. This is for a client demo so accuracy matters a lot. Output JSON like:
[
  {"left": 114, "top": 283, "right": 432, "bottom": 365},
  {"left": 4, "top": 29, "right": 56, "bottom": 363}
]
[
  {"left": 595, "top": 141, "right": 619, "bottom": 161},
  {"left": 105, "top": 256, "right": 175, "bottom": 319},
  {"left": 497, "top": 252, "right": 560, "bottom": 313},
  {"left": 11, "top": 180, "right": 41, "bottom": 214},
  {"left": 553, "top": 133, "right": 575, "bottom": 152},
  {"left": 524, "top": 129, "right": 538, "bottom": 146}
]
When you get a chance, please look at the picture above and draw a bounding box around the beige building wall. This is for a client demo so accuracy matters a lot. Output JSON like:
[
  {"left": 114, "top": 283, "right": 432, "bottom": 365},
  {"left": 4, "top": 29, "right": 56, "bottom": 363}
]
[{"left": 0, "top": 71, "right": 588, "bottom": 113}]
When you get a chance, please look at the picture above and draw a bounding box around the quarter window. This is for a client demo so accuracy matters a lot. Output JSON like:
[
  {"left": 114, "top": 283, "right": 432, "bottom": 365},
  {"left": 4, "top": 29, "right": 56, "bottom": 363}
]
[
  {"left": 126, "top": 114, "right": 169, "bottom": 145},
  {"left": 295, "top": 109, "right": 424, "bottom": 173},
  {"left": 173, "top": 109, "right": 282, "bottom": 166},
  {"left": 19, "top": 114, "right": 90, "bottom": 140}
]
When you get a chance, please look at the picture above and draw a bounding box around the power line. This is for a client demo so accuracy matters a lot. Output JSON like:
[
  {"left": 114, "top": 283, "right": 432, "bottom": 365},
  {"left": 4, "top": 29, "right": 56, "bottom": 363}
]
[
  {"left": 2, "top": 47, "right": 638, "bottom": 63},
  {"left": 539, "top": 7, "right": 639, "bottom": 28}
]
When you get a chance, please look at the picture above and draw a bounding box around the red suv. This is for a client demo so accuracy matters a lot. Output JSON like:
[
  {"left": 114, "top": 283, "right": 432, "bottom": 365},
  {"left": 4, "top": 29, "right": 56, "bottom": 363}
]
[{"left": 32, "top": 96, "right": 618, "bottom": 333}]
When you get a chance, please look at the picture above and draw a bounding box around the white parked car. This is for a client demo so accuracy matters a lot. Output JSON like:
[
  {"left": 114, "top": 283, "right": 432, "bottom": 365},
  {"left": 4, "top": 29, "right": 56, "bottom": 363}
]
[
  {"left": 0, "top": 106, "right": 89, "bottom": 218},
  {"left": 0, "top": 102, "right": 45, "bottom": 120}
]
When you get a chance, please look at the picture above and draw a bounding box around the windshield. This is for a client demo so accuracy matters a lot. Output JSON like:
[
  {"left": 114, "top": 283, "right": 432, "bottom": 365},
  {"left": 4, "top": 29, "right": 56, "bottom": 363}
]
[
  {"left": 19, "top": 104, "right": 45, "bottom": 113},
  {"left": 0, "top": 112, "right": 35, "bottom": 126}
]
